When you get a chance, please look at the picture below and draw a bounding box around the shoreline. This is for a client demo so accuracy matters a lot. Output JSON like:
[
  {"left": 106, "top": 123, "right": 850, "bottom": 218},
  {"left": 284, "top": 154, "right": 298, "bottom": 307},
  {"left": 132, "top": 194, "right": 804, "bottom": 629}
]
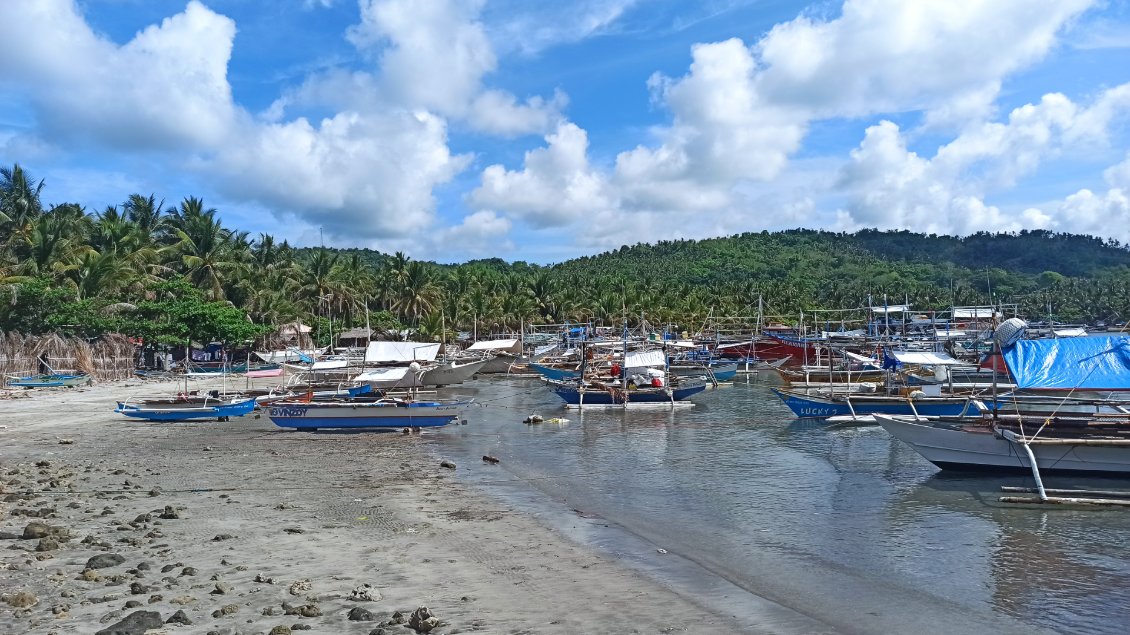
[{"left": 0, "top": 378, "right": 803, "bottom": 634}]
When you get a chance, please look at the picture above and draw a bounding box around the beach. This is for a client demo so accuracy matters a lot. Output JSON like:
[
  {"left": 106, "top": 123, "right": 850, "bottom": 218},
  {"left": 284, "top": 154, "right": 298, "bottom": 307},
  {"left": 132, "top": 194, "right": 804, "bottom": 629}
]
[{"left": 0, "top": 378, "right": 771, "bottom": 635}]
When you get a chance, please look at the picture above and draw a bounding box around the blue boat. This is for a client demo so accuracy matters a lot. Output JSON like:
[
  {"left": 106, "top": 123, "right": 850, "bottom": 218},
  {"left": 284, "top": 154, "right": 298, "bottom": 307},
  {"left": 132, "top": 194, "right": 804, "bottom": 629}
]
[
  {"left": 529, "top": 362, "right": 581, "bottom": 381},
  {"left": 266, "top": 398, "right": 471, "bottom": 430},
  {"left": 7, "top": 373, "right": 91, "bottom": 388},
  {"left": 550, "top": 377, "right": 707, "bottom": 407},
  {"left": 114, "top": 396, "right": 258, "bottom": 421},
  {"left": 771, "top": 387, "right": 978, "bottom": 419}
]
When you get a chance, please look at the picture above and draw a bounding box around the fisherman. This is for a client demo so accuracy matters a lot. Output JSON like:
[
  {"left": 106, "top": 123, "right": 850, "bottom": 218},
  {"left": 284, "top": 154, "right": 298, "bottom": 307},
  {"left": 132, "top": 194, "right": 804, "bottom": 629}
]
[{"left": 37, "top": 352, "right": 51, "bottom": 375}]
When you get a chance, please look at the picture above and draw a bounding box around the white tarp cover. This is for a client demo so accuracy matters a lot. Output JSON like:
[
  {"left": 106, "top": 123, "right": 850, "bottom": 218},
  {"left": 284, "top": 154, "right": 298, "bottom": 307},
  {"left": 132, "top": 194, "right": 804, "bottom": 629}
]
[
  {"left": 364, "top": 341, "right": 440, "bottom": 363},
  {"left": 1053, "top": 328, "right": 1088, "bottom": 338},
  {"left": 353, "top": 367, "right": 411, "bottom": 382},
  {"left": 889, "top": 350, "right": 963, "bottom": 366},
  {"left": 842, "top": 350, "right": 879, "bottom": 364},
  {"left": 466, "top": 339, "right": 522, "bottom": 353},
  {"left": 953, "top": 308, "right": 997, "bottom": 319},
  {"left": 934, "top": 329, "right": 971, "bottom": 338},
  {"left": 624, "top": 350, "right": 666, "bottom": 368},
  {"left": 871, "top": 304, "right": 910, "bottom": 314}
]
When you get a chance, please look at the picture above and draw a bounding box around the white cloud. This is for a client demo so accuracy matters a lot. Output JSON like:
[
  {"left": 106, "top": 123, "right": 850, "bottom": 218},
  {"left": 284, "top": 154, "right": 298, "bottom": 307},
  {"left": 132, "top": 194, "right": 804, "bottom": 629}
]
[
  {"left": 836, "top": 83, "right": 1130, "bottom": 236},
  {"left": 210, "top": 110, "right": 470, "bottom": 240},
  {"left": 467, "top": 89, "right": 567, "bottom": 137},
  {"left": 485, "top": 0, "right": 639, "bottom": 55},
  {"left": 434, "top": 210, "right": 514, "bottom": 257},
  {"left": 470, "top": 122, "right": 613, "bottom": 228},
  {"left": 0, "top": 0, "right": 237, "bottom": 150}
]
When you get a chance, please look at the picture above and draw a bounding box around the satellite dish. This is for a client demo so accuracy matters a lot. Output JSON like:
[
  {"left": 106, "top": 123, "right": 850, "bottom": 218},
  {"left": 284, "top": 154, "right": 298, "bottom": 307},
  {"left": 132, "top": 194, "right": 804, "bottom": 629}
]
[{"left": 994, "top": 318, "right": 1027, "bottom": 348}]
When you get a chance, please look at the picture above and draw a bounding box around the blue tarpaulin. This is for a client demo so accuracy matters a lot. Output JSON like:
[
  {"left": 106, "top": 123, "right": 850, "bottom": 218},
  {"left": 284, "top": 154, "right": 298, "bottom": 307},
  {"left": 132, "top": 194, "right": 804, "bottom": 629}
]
[{"left": 1002, "top": 336, "right": 1130, "bottom": 391}]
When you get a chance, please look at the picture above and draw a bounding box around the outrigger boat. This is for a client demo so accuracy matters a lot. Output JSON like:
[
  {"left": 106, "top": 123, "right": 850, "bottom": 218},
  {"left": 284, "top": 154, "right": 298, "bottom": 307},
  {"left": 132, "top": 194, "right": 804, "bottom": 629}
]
[
  {"left": 7, "top": 372, "right": 91, "bottom": 388},
  {"left": 114, "top": 395, "right": 258, "bottom": 421},
  {"left": 265, "top": 395, "right": 471, "bottom": 430}
]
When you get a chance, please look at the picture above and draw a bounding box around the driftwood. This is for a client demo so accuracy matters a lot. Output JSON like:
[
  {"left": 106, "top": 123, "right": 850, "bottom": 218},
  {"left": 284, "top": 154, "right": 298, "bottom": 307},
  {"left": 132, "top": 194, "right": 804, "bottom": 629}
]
[{"left": 0, "top": 332, "right": 136, "bottom": 381}]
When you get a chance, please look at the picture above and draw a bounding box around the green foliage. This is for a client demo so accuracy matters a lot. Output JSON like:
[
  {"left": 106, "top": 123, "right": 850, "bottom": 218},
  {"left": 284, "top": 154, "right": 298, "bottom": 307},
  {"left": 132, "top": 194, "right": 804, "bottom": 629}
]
[{"left": 116, "top": 278, "right": 268, "bottom": 346}]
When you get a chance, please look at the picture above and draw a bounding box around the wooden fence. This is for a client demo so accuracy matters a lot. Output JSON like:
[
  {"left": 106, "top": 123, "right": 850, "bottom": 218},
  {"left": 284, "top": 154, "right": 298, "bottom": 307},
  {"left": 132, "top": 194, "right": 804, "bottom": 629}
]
[{"left": 0, "top": 332, "right": 137, "bottom": 381}]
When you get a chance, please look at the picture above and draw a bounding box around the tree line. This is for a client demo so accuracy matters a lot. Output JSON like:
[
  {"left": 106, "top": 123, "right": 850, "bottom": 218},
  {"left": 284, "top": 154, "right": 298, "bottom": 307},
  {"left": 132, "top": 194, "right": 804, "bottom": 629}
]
[{"left": 4, "top": 162, "right": 1130, "bottom": 348}]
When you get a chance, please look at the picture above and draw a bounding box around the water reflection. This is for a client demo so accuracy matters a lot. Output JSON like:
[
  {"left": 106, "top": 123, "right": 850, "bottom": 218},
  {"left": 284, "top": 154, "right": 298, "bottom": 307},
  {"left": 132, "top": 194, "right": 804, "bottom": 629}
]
[{"left": 431, "top": 376, "right": 1130, "bottom": 634}]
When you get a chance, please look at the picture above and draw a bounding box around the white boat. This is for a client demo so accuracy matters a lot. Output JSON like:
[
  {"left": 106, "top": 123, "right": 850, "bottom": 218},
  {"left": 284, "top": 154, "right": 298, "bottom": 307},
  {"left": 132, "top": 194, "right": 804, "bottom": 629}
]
[
  {"left": 464, "top": 339, "right": 523, "bottom": 373},
  {"left": 873, "top": 413, "right": 1130, "bottom": 476},
  {"left": 420, "top": 357, "right": 489, "bottom": 385}
]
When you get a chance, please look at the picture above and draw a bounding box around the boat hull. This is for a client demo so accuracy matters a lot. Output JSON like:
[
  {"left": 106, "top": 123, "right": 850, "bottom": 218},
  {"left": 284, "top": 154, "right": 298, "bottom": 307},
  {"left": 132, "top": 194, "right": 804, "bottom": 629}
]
[
  {"left": 420, "top": 358, "right": 489, "bottom": 386},
  {"left": 266, "top": 400, "right": 469, "bottom": 429},
  {"left": 529, "top": 363, "right": 581, "bottom": 381},
  {"left": 115, "top": 397, "right": 258, "bottom": 421},
  {"left": 772, "top": 388, "right": 974, "bottom": 419},
  {"left": 552, "top": 381, "right": 706, "bottom": 406},
  {"left": 7, "top": 373, "right": 91, "bottom": 388},
  {"left": 874, "top": 414, "right": 1130, "bottom": 476}
]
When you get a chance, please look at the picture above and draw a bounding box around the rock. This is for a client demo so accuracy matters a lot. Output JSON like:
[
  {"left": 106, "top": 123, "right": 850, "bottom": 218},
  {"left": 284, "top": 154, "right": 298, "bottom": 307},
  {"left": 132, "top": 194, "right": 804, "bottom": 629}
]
[
  {"left": 291, "top": 625, "right": 311, "bottom": 631},
  {"left": 158, "top": 506, "right": 179, "bottom": 520},
  {"left": 348, "top": 607, "right": 377, "bottom": 621},
  {"left": 211, "top": 533, "right": 235, "bottom": 541},
  {"left": 348, "top": 584, "right": 381, "bottom": 602},
  {"left": 136, "top": 561, "right": 151, "bottom": 571},
  {"left": 254, "top": 573, "right": 275, "bottom": 584},
  {"left": 439, "top": 460, "right": 456, "bottom": 469},
  {"left": 58, "top": 438, "right": 75, "bottom": 444},
  {"left": 79, "top": 568, "right": 102, "bottom": 581},
  {"left": 132, "top": 513, "right": 151, "bottom": 524},
  {"left": 86, "top": 554, "right": 126, "bottom": 569},
  {"left": 23, "top": 521, "right": 68, "bottom": 540},
  {"left": 288, "top": 579, "right": 311, "bottom": 596},
  {"left": 160, "top": 564, "right": 177, "bottom": 573},
  {"left": 169, "top": 595, "right": 195, "bottom": 605},
  {"left": 522, "top": 414, "right": 543, "bottom": 424},
  {"left": 388, "top": 611, "right": 406, "bottom": 624},
  {"left": 36, "top": 537, "right": 60, "bottom": 551},
  {"left": 166, "top": 609, "right": 192, "bottom": 625},
  {"left": 482, "top": 455, "right": 500, "bottom": 464},
  {"left": 147, "top": 594, "right": 162, "bottom": 604},
  {"left": 211, "top": 604, "right": 238, "bottom": 617},
  {"left": 4, "top": 591, "right": 38, "bottom": 608},
  {"left": 0, "top": 531, "right": 21, "bottom": 540},
  {"left": 408, "top": 607, "right": 439, "bottom": 633},
  {"left": 180, "top": 566, "right": 197, "bottom": 576},
  {"left": 210, "top": 581, "right": 232, "bottom": 595},
  {"left": 94, "top": 610, "right": 164, "bottom": 635},
  {"left": 123, "top": 600, "right": 143, "bottom": 609},
  {"left": 299, "top": 604, "right": 321, "bottom": 618},
  {"left": 283, "top": 527, "right": 304, "bottom": 534},
  {"left": 262, "top": 606, "right": 283, "bottom": 616},
  {"left": 129, "top": 582, "right": 153, "bottom": 595},
  {"left": 268, "top": 627, "right": 292, "bottom": 635},
  {"left": 368, "top": 630, "right": 386, "bottom": 635}
]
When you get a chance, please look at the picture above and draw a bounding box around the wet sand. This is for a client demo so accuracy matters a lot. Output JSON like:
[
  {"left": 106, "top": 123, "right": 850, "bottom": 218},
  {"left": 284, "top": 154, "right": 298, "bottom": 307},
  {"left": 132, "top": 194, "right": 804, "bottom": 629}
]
[{"left": 0, "top": 378, "right": 787, "bottom": 634}]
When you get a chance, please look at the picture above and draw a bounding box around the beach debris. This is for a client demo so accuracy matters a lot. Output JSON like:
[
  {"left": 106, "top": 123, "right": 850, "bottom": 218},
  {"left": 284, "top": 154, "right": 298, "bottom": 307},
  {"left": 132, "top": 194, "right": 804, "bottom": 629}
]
[
  {"left": 211, "top": 604, "right": 239, "bottom": 618},
  {"left": 656, "top": 548, "right": 668, "bottom": 554},
  {"left": 2, "top": 591, "right": 38, "bottom": 608},
  {"left": 523, "top": 414, "right": 543, "bottom": 424},
  {"left": 94, "top": 609, "right": 163, "bottom": 635},
  {"left": 482, "top": 455, "right": 500, "bottom": 464},
  {"left": 349, "top": 606, "right": 377, "bottom": 621},
  {"left": 439, "top": 460, "right": 456, "bottom": 469},
  {"left": 255, "top": 573, "right": 276, "bottom": 584},
  {"left": 288, "top": 579, "right": 312, "bottom": 595},
  {"left": 58, "top": 438, "right": 75, "bottom": 445},
  {"left": 211, "top": 533, "right": 235, "bottom": 541},
  {"left": 86, "top": 553, "right": 126, "bottom": 569},
  {"left": 79, "top": 568, "right": 102, "bottom": 581},
  {"left": 158, "top": 506, "right": 179, "bottom": 520},
  {"left": 349, "top": 584, "right": 381, "bottom": 602},
  {"left": 284, "top": 527, "right": 305, "bottom": 534},
  {"left": 262, "top": 606, "right": 283, "bottom": 616},
  {"left": 408, "top": 606, "right": 440, "bottom": 633},
  {"left": 165, "top": 609, "right": 192, "bottom": 625},
  {"left": 546, "top": 417, "right": 569, "bottom": 424}
]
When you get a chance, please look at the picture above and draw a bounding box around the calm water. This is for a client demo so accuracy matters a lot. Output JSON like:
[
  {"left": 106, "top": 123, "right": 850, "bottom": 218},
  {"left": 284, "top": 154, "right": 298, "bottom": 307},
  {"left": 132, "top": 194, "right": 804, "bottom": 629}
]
[{"left": 424, "top": 375, "right": 1130, "bottom": 634}]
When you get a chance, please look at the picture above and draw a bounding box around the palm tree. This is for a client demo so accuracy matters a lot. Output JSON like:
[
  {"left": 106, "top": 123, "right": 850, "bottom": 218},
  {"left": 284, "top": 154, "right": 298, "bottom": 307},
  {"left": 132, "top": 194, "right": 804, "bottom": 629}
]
[
  {"left": 164, "top": 197, "right": 241, "bottom": 300},
  {"left": 393, "top": 261, "right": 440, "bottom": 324}
]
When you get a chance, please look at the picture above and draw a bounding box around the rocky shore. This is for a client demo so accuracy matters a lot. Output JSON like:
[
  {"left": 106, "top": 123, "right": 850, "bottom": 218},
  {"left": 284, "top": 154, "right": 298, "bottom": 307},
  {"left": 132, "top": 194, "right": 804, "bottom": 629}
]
[{"left": 0, "top": 379, "right": 745, "bottom": 634}]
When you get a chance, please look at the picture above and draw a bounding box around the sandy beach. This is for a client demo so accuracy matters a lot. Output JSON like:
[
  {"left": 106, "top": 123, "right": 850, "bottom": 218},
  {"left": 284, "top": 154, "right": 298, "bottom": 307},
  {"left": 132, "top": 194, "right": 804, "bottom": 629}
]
[{"left": 0, "top": 378, "right": 790, "bottom": 635}]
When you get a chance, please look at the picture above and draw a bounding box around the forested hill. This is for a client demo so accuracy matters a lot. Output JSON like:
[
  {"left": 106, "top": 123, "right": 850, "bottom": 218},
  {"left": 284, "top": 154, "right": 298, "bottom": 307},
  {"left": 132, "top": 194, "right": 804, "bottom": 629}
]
[{"left": 551, "top": 229, "right": 1130, "bottom": 285}]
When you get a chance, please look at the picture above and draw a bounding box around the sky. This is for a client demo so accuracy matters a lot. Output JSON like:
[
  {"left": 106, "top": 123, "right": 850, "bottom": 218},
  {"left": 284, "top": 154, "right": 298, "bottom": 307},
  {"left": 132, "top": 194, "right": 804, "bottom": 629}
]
[{"left": 2, "top": 0, "right": 1130, "bottom": 264}]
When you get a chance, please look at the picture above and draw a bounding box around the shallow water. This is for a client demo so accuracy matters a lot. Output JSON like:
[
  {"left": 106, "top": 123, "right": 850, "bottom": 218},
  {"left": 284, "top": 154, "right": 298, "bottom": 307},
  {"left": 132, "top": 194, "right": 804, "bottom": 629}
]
[{"left": 426, "top": 375, "right": 1130, "bottom": 634}]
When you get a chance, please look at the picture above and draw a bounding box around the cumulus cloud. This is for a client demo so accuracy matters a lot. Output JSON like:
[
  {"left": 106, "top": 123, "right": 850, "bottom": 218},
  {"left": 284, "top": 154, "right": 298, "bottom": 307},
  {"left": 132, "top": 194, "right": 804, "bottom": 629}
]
[
  {"left": 470, "top": 123, "right": 613, "bottom": 228},
  {"left": 837, "top": 83, "right": 1130, "bottom": 235},
  {"left": 485, "top": 0, "right": 640, "bottom": 55},
  {"left": 434, "top": 210, "right": 514, "bottom": 257},
  {"left": 0, "top": 0, "right": 236, "bottom": 150}
]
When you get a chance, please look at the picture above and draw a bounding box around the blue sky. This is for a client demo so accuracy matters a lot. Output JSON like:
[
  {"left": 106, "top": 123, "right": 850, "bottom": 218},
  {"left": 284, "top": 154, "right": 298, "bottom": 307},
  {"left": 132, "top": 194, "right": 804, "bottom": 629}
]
[{"left": 2, "top": 0, "right": 1130, "bottom": 263}]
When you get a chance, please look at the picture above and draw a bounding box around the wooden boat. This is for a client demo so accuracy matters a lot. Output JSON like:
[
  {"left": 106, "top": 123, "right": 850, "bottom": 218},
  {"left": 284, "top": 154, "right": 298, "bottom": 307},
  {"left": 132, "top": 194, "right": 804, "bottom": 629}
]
[
  {"left": 114, "top": 396, "right": 258, "bottom": 421},
  {"left": 873, "top": 413, "right": 1130, "bottom": 476},
  {"left": 419, "top": 356, "right": 489, "bottom": 385},
  {"left": 266, "top": 396, "right": 471, "bottom": 430},
  {"left": 549, "top": 376, "right": 707, "bottom": 408},
  {"left": 6, "top": 372, "right": 91, "bottom": 388},
  {"left": 244, "top": 363, "right": 283, "bottom": 378},
  {"left": 771, "top": 387, "right": 978, "bottom": 419}
]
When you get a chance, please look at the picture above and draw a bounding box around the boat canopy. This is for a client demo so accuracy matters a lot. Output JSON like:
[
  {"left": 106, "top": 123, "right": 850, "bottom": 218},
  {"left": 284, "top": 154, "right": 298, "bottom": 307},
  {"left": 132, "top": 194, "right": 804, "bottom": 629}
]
[
  {"left": 952, "top": 308, "right": 997, "bottom": 319},
  {"left": 887, "top": 350, "right": 963, "bottom": 366},
  {"left": 871, "top": 304, "right": 910, "bottom": 314},
  {"left": 354, "top": 367, "right": 412, "bottom": 382},
  {"left": 1053, "top": 327, "right": 1088, "bottom": 338},
  {"left": 624, "top": 350, "right": 666, "bottom": 368},
  {"left": 1003, "top": 336, "right": 1130, "bottom": 391},
  {"left": 466, "top": 339, "right": 522, "bottom": 354},
  {"left": 364, "top": 341, "right": 440, "bottom": 363}
]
